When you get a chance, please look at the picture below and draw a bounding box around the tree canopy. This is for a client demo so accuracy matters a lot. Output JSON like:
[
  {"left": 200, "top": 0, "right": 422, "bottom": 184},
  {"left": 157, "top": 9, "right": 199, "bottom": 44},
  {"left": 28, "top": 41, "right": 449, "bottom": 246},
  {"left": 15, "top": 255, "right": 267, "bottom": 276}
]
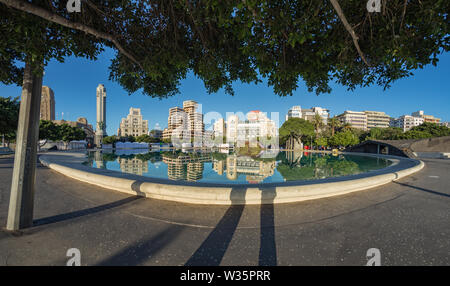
[
  {"left": 39, "top": 120, "right": 86, "bottom": 142},
  {"left": 1, "top": 0, "right": 448, "bottom": 98},
  {"left": 0, "top": 96, "right": 20, "bottom": 142},
  {"left": 328, "top": 130, "right": 359, "bottom": 147},
  {"left": 279, "top": 117, "right": 314, "bottom": 147}
]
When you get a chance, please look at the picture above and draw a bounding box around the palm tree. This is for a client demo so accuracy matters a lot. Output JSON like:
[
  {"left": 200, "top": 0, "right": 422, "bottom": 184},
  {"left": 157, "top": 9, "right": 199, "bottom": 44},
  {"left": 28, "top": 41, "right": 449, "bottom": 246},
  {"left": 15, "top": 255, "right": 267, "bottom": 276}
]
[
  {"left": 328, "top": 117, "right": 340, "bottom": 136},
  {"left": 341, "top": 122, "right": 352, "bottom": 131},
  {"left": 312, "top": 113, "right": 324, "bottom": 139}
]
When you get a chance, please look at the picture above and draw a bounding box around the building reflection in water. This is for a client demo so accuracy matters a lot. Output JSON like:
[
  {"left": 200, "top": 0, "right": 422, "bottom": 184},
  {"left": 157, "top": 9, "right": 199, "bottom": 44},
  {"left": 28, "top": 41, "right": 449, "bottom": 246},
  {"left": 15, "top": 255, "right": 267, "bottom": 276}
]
[
  {"left": 88, "top": 149, "right": 385, "bottom": 183},
  {"left": 162, "top": 153, "right": 210, "bottom": 181},
  {"left": 217, "top": 154, "right": 277, "bottom": 183},
  {"left": 118, "top": 157, "right": 149, "bottom": 176}
]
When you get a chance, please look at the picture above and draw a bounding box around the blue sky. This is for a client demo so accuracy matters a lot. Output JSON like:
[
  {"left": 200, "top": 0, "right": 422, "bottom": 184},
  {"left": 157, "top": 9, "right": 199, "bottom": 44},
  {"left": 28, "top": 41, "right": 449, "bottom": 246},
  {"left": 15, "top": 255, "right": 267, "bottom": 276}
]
[{"left": 1, "top": 47, "right": 449, "bottom": 135}]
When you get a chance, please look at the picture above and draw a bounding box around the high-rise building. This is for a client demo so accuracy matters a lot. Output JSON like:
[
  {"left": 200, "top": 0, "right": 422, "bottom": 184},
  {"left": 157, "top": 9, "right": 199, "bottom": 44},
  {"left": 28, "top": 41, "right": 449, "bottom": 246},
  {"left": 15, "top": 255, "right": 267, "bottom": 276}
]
[
  {"left": 213, "top": 118, "right": 226, "bottom": 139},
  {"left": 364, "top": 111, "right": 390, "bottom": 129},
  {"left": 390, "top": 115, "right": 424, "bottom": 131},
  {"left": 183, "top": 100, "right": 204, "bottom": 139},
  {"left": 162, "top": 101, "right": 204, "bottom": 142},
  {"left": 117, "top": 107, "right": 149, "bottom": 137},
  {"left": 95, "top": 84, "right": 107, "bottom": 145},
  {"left": 336, "top": 111, "right": 368, "bottom": 130},
  {"left": 411, "top": 110, "right": 441, "bottom": 124},
  {"left": 40, "top": 86, "right": 55, "bottom": 121}
]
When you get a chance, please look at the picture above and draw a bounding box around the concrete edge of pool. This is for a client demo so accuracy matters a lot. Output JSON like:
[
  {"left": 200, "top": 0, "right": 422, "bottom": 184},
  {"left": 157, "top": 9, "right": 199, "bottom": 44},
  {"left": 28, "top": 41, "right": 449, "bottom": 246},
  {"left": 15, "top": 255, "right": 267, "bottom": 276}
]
[{"left": 38, "top": 151, "right": 424, "bottom": 205}]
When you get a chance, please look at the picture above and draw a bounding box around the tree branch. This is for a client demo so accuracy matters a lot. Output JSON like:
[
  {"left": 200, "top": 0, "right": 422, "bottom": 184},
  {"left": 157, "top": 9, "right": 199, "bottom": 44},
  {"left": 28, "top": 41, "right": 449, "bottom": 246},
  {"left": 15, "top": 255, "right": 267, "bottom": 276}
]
[
  {"left": 0, "top": 0, "right": 143, "bottom": 70},
  {"left": 399, "top": 0, "right": 407, "bottom": 33},
  {"left": 329, "top": 0, "right": 370, "bottom": 67}
]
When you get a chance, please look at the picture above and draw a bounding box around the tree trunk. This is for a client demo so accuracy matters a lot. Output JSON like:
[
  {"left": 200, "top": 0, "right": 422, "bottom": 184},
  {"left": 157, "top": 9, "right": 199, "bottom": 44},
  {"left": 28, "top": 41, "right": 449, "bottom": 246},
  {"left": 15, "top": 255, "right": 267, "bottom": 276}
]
[{"left": 7, "top": 61, "right": 42, "bottom": 230}]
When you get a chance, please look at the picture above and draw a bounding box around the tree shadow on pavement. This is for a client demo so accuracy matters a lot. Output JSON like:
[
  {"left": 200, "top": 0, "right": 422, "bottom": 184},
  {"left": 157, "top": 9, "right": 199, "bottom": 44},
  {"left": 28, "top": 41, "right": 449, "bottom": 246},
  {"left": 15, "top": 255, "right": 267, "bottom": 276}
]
[
  {"left": 96, "top": 225, "right": 183, "bottom": 266},
  {"left": 394, "top": 182, "right": 450, "bottom": 198},
  {"left": 184, "top": 187, "right": 247, "bottom": 266},
  {"left": 33, "top": 196, "right": 143, "bottom": 226},
  {"left": 258, "top": 187, "right": 277, "bottom": 266}
]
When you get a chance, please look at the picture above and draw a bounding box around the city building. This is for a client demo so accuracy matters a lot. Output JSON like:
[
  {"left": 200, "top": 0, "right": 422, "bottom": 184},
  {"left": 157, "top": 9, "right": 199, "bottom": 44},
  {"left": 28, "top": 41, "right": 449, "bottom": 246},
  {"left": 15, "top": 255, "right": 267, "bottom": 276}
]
[
  {"left": 285, "top": 106, "right": 302, "bottom": 121},
  {"left": 117, "top": 107, "right": 149, "bottom": 137},
  {"left": 336, "top": 111, "right": 368, "bottom": 130},
  {"left": 149, "top": 129, "right": 163, "bottom": 139},
  {"left": 53, "top": 117, "right": 95, "bottom": 143},
  {"left": 364, "top": 111, "right": 390, "bottom": 129},
  {"left": 226, "top": 111, "right": 278, "bottom": 146},
  {"left": 411, "top": 110, "right": 441, "bottom": 124},
  {"left": 183, "top": 100, "right": 204, "bottom": 139},
  {"left": 285, "top": 106, "right": 329, "bottom": 125},
  {"left": 40, "top": 86, "right": 55, "bottom": 121},
  {"left": 302, "top": 107, "right": 330, "bottom": 125},
  {"left": 390, "top": 115, "right": 424, "bottom": 131},
  {"left": 213, "top": 118, "right": 226, "bottom": 139},
  {"left": 162, "top": 101, "right": 204, "bottom": 142},
  {"left": 95, "top": 84, "right": 107, "bottom": 145}
]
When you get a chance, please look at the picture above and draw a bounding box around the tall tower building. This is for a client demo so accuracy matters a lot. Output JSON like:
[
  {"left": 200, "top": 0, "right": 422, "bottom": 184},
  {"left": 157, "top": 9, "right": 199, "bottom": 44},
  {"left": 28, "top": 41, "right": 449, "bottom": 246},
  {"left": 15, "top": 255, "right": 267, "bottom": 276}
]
[
  {"left": 95, "top": 84, "right": 107, "bottom": 146},
  {"left": 40, "top": 86, "right": 55, "bottom": 121}
]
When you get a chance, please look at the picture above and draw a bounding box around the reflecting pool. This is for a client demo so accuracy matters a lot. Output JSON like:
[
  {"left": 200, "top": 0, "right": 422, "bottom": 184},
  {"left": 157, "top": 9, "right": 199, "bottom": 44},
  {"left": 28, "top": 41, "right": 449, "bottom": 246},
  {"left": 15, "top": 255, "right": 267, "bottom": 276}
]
[{"left": 84, "top": 150, "right": 392, "bottom": 184}]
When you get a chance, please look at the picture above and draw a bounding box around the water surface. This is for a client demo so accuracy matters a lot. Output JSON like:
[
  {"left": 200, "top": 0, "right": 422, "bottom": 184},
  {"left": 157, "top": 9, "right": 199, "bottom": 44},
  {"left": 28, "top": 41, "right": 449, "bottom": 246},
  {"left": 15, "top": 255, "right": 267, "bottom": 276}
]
[{"left": 85, "top": 150, "right": 392, "bottom": 184}]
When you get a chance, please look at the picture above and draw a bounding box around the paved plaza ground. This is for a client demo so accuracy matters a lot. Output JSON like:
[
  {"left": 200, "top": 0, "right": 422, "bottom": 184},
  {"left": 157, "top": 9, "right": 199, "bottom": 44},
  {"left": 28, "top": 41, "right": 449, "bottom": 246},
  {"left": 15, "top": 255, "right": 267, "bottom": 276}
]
[{"left": 0, "top": 154, "right": 449, "bottom": 266}]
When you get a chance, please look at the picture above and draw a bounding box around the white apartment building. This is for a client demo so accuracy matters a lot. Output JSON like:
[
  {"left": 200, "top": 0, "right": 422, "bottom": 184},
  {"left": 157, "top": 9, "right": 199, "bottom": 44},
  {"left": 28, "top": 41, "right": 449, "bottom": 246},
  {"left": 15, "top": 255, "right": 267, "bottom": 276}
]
[
  {"left": 162, "top": 101, "right": 204, "bottom": 141},
  {"left": 390, "top": 115, "right": 424, "bottom": 131},
  {"left": 364, "top": 111, "right": 390, "bottom": 129},
  {"left": 411, "top": 110, "right": 441, "bottom": 124},
  {"left": 285, "top": 106, "right": 302, "bottom": 121},
  {"left": 285, "top": 106, "right": 329, "bottom": 124},
  {"left": 336, "top": 111, "right": 368, "bottom": 130},
  {"left": 117, "top": 107, "right": 149, "bottom": 137},
  {"left": 213, "top": 118, "right": 226, "bottom": 138},
  {"left": 226, "top": 111, "right": 278, "bottom": 145}
]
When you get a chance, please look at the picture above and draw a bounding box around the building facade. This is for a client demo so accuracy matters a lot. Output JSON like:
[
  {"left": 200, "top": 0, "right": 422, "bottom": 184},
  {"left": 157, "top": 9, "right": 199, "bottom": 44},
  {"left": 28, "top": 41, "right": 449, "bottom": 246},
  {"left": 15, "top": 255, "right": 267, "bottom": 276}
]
[
  {"left": 285, "top": 106, "right": 329, "bottom": 125},
  {"left": 364, "top": 111, "right": 390, "bottom": 129},
  {"left": 95, "top": 84, "right": 107, "bottom": 145},
  {"left": 336, "top": 111, "right": 368, "bottom": 130},
  {"left": 411, "top": 110, "right": 441, "bottom": 124},
  {"left": 285, "top": 106, "right": 302, "bottom": 121},
  {"left": 40, "top": 86, "right": 55, "bottom": 121},
  {"left": 302, "top": 107, "right": 330, "bottom": 125},
  {"left": 183, "top": 100, "right": 204, "bottom": 139},
  {"left": 117, "top": 107, "right": 149, "bottom": 137},
  {"left": 213, "top": 118, "right": 226, "bottom": 139},
  {"left": 390, "top": 115, "right": 424, "bottom": 131},
  {"left": 53, "top": 117, "right": 94, "bottom": 143},
  {"left": 226, "top": 111, "right": 278, "bottom": 146},
  {"left": 162, "top": 101, "right": 204, "bottom": 142}
]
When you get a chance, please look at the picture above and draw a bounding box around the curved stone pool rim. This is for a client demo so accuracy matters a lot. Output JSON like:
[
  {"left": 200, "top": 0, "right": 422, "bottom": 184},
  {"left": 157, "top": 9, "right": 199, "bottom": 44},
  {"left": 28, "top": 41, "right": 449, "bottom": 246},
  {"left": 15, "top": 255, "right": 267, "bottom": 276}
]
[{"left": 39, "top": 151, "right": 424, "bottom": 205}]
